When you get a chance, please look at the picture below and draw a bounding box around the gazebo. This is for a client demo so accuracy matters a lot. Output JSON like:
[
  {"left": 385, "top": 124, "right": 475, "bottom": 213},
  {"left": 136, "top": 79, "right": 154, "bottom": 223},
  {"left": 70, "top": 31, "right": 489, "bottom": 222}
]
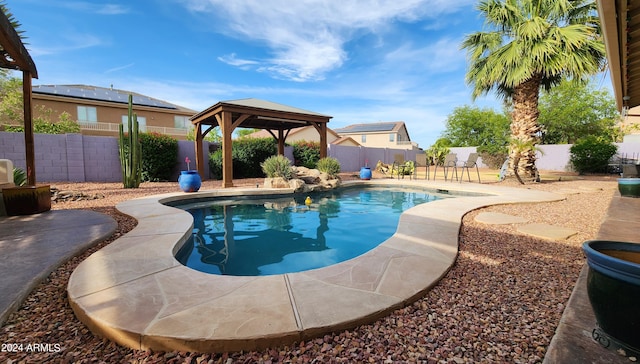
[
  {"left": 0, "top": 8, "right": 38, "bottom": 185},
  {"left": 190, "top": 98, "right": 332, "bottom": 188}
]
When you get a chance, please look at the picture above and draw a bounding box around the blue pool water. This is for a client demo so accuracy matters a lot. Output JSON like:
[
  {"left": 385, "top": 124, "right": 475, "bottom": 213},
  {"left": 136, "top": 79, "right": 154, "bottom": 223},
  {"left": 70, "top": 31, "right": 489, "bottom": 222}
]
[{"left": 174, "top": 186, "right": 450, "bottom": 276}]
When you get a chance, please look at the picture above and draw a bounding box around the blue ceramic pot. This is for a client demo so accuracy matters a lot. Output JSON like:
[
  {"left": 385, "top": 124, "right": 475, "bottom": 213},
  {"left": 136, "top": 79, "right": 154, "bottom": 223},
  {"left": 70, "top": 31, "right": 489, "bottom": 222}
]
[
  {"left": 359, "top": 167, "right": 372, "bottom": 180},
  {"left": 583, "top": 240, "right": 640, "bottom": 352},
  {"left": 618, "top": 178, "right": 640, "bottom": 198},
  {"left": 178, "top": 170, "right": 202, "bottom": 192}
]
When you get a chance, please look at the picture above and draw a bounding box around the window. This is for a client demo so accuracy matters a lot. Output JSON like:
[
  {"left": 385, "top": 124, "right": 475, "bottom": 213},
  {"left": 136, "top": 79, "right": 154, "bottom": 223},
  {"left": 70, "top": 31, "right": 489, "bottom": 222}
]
[
  {"left": 389, "top": 133, "right": 395, "bottom": 142},
  {"left": 174, "top": 115, "right": 190, "bottom": 129},
  {"left": 77, "top": 106, "right": 97, "bottom": 122},
  {"left": 122, "top": 115, "right": 147, "bottom": 132},
  {"left": 361, "top": 134, "right": 366, "bottom": 143}
]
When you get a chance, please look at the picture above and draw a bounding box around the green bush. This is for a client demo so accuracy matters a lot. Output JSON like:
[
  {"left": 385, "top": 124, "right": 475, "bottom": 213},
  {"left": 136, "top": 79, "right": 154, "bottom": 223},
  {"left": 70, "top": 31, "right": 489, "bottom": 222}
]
[
  {"left": 4, "top": 116, "right": 80, "bottom": 134},
  {"left": 292, "top": 141, "right": 320, "bottom": 168},
  {"left": 316, "top": 157, "right": 341, "bottom": 177},
  {"left": 425, "top": 138, "right": 451, "bottom": 166},
  {"left": 139, "top": 132, "right": 178, "bottom": 181},
  {"left": 261, "top": 155, "right": 293, "bottom": 179},
  {"left": 13, "top": 167, "right": 26, "bottom": 186},
  {"left": 569, "top": 136, "right": 618, "bottom": 174},
  {"left": 477, "top": 144, "right": 508, "bottom": 169},
  {"left": 208, "top": 138, "right": 278, "bottom": 180}
]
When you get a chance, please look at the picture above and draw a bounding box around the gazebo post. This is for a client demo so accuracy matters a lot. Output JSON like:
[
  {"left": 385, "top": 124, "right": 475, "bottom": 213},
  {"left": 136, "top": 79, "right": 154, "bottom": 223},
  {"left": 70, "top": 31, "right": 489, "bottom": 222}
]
[
  {"left": 277, "top": 129, "right": 285, "bottom": 156},
  {"left": 319, "top": 122, "right": 327, "bottom": 158},
  {"left": 221, "top": 111, "right": 234, "bottom": 188},
  {"left": 195, "top": 123, "right": 205, "bottom": 179},
  {"left": 22, "top": 70, "right": 36, "bottom": 186}
]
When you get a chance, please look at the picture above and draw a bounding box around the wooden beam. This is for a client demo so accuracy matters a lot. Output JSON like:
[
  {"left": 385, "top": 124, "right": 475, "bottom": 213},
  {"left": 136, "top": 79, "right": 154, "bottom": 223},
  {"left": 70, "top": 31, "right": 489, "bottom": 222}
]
[
  {"left": 221, "top": 111, "right": 234, "bottom": 188},
  {"left": 231, "top": 114, "right": 251, "bottom": 130},
  {"left": 195, "top": 122, "right": 205, "bottom": 179},
  {"left": 278, "top": 129, "right": 285, "bottom": 155},
  {"left": 23, "top": 71, "right": 36, "bottom": 185},
  {"left": 311, "top": 122, "right": 328, "bottom": 158}
]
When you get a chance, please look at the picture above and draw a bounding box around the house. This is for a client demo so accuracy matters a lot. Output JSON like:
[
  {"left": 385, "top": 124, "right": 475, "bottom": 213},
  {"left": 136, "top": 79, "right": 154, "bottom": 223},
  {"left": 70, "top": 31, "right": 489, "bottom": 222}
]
[
  {"left": 598, "top": 2, "right": 640, "bottom": 143},
  {"left": 31, "top": 85, "right": 197, "bottom": 139},
  {"left": 243, "top": 125, "right": 360, "bottom": 146},
  {"left": 333, "top": 121, "right": 419, "bottom": 150}
]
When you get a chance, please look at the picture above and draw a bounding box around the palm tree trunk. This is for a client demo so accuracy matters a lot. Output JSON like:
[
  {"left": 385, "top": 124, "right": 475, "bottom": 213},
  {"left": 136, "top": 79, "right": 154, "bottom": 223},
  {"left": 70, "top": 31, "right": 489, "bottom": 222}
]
[{"left": 509, "top": 76, "right": 542, "bottom": 181}]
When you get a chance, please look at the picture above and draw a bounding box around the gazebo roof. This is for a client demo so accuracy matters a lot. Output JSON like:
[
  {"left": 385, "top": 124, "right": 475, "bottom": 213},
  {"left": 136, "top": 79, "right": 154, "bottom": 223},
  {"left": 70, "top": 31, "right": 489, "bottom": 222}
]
[
  {"left": 0, "top": 9, "right": 37, "bottom": 78},
  {"left": 597, "top": 0, "right": 640, "bottom": 110},
  {"left": 190, "top": 98, "right": 332, "bottom": 130}
]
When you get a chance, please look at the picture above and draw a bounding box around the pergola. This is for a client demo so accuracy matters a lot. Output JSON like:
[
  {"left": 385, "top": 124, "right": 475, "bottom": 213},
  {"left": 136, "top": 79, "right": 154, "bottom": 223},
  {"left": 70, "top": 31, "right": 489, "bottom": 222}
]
[
  {"left": 597, "top": 0, "right": 640, "bottom": 111},
  {"left": 0, "top": 9, "right": 38, "bottom": 185},
  {"left": 190, "top": 98, "right": 332, "bottom": 188}
]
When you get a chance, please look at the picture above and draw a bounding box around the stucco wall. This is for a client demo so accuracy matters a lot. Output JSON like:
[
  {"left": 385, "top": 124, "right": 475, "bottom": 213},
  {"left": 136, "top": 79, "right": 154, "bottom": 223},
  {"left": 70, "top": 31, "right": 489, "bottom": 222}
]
[{"left": 2, "top": 131, "right": 639, "bottom": 182}]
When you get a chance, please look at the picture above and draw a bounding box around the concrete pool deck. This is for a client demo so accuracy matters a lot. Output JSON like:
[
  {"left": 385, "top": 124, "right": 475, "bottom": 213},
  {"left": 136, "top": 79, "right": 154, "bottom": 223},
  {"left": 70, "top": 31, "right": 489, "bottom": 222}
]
[{"left": 66, "top": 179, "right": 564, "bottom": 353}]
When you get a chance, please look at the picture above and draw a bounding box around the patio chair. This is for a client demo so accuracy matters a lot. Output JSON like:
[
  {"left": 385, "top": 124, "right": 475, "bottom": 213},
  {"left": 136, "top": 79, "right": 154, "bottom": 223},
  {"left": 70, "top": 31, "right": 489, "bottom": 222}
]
[
  {"left": 414, "top": 153, "right": 430, "bottom": 180},
  {"left": 433, "top": 153, "right": 458, "bottom": 181},
  {"left": 458, "top": 153, "right": 481, "bottom": 183},
  {"left": 391, "top": 154, "right": 411, "bottom": 180}
]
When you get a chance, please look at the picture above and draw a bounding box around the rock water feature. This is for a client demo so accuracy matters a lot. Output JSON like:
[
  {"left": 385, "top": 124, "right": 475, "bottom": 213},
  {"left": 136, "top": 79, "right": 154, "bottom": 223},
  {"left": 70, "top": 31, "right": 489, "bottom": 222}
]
[{"left": 263, "top": 166, "right": 340, "bottom": 192}]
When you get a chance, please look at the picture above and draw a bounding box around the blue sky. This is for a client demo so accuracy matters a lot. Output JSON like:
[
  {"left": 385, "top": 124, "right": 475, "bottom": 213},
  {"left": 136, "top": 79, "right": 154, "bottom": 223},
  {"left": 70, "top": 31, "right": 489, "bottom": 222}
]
[{"left": 8, "top": 0, "right": 611, "bottom": 147}]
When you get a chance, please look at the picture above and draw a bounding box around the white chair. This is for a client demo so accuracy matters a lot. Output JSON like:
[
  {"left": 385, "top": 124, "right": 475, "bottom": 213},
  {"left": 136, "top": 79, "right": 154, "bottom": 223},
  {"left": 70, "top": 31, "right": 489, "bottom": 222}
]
[
  {"left": 458, "top": 153, "right": 481, "bottom": 183},
  {"left": 433, "top": 153, "right": 458, "bottom": 181}
]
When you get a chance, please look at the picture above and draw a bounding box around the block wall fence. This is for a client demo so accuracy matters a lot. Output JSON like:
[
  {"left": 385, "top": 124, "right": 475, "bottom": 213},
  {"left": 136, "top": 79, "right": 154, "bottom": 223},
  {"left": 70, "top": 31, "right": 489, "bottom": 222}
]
[{"left": 1, "top": 131, "right": 639, "bottom": 182}]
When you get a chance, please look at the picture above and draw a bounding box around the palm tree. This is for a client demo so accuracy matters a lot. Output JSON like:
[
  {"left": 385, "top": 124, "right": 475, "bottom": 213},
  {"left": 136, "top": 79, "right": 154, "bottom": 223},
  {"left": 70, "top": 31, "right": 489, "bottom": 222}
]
[{"left": 461, "top": 0, "right": 605, "bottom": 180}]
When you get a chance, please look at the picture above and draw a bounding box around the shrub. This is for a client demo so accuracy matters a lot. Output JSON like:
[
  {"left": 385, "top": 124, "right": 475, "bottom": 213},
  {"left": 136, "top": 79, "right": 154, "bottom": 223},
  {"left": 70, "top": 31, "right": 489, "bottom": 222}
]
[
  {"left": 13, "top": 167, "right": 26, "bottom": 186},
  {"left": 208, "top": 138, "right": 278, "bottom": 180},
  {"left": 425, "top": 138, "right": 451, "bottom": 166},
  {"left": 4, "top": 116, "right": 80, "bottom": 134},
  {"left": 569, "top": 136, "right": 618, "bottom": 174},
  {"left": 139, "top": 132, "right": 178, "bottom": 181},
  {"left": 261, "top": 155, "right": 293, "bottom": 179},
  {"left": 316, "top": 157, "right": 341, "bottom": 177},
  {"left": 293, "top": 141, "right": 320, "bottom": 168},
  {"left": 477, "top": 144, "right": 508, "bottom": 169}
]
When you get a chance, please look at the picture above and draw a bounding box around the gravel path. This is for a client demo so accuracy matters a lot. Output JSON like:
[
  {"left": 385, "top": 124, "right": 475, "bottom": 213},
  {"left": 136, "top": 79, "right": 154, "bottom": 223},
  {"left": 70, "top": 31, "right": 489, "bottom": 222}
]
[{"left": 0, "top": 175, "right": 617, "bottom": 363}]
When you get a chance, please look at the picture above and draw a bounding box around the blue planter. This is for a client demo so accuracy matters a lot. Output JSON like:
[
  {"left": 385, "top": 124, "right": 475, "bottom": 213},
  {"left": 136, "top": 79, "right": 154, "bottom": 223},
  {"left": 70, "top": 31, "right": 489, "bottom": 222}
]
[
  {"left": 178, "top": 170, "right": 202, "bottom": 192},
  {"left": 618, "top": 178, "right": 640, "bottom": 197},
  {"left": 583, "top": 240, "right": 640, "bottom": 352},
  {"left": 359, "top": 167, "right": 372, "bottom": 180}
]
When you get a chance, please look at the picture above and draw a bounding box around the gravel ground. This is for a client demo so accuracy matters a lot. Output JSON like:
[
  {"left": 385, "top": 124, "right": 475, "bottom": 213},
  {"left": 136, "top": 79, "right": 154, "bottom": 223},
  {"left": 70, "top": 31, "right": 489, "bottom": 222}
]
[{"left": 0, "top": 173, "right": 618, "bottom": 363}]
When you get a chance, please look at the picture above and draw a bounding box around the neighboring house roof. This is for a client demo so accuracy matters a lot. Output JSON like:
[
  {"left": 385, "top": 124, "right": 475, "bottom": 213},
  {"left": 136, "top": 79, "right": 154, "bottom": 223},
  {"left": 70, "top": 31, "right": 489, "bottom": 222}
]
[
  {"left": 32, "top": 84, "right": 197, "bottom": 113},
  {"left": 243, "top": 125, "right": 354, "bottom": 144},
  {"left": 331, "top": 136, "right": 360, "bottom": 146},
  {"left": 334, "top": 121, "right": 405, "bottom": 134}
]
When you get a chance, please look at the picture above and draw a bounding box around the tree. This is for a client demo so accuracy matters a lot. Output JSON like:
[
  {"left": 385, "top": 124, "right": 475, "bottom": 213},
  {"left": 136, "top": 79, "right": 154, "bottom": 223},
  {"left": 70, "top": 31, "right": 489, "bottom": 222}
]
[
  {"left": 441, "top": 105, "right": 510, "bottom": 148},
  {"left": 461, "top": 0, "right": 606, "bottom": 181},
  {"left": 0, "top": 75, "right": 80, "bottom": 133},
  {"left": 538, "top": 79, "right": 618, "bottom": 144}
]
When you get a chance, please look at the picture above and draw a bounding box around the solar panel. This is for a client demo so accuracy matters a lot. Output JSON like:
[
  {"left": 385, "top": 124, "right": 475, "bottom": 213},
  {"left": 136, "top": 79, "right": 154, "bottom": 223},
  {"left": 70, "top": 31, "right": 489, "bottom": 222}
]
[
  {"left": 336, "top": 122, "right": 398, "bottom": 133},
  {"left": 33, "top": 85, "right": 178, "bottom": 110}
]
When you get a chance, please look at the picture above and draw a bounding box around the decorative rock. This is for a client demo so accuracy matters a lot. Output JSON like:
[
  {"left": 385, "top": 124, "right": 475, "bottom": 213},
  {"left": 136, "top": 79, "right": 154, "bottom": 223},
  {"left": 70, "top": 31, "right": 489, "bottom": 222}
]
[
  {"left": 263, "top": 167, "right": 341, "bottom": 191},
  {"left": 263, "top": 177, "right": 290, "bottom": 189},
  {"left": 474, "top": 212, "right": 528, "bottom": 225},
  {"left": 288, "top": 178, "right": 306, "bottom": 192}
]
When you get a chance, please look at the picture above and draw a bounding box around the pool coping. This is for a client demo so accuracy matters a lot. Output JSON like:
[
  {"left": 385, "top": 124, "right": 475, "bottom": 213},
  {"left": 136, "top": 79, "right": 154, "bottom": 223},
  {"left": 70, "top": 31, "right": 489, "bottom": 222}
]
[{"left": 67, "top": 179, "right": 563, "bottom": 353}]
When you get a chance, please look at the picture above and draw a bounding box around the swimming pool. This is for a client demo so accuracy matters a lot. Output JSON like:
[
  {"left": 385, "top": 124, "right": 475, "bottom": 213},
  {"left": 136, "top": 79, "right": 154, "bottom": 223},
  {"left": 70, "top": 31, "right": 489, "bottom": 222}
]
[{"left": 175, "top": 186, "right": 451, "bottom": 276}]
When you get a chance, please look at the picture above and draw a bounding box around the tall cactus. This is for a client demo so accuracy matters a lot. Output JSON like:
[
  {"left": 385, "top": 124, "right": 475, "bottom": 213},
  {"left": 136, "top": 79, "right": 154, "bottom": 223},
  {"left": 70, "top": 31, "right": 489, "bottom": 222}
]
[{"left": 118, "top": 94, "right": 142, "bottom": 188}]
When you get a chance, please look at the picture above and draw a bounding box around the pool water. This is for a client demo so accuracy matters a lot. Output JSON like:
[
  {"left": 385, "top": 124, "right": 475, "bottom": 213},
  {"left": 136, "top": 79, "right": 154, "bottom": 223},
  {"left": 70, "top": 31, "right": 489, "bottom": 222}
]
[{"left": 175, "top": 186, "right": 449, "bottom": 276}]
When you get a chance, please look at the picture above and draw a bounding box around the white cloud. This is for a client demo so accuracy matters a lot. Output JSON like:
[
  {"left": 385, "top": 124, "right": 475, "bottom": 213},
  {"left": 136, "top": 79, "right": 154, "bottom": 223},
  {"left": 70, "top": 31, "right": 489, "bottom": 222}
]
[
  {"left": 217, "top": 53, "right": 259, "bottom": 68},
  {"left": 178, "top": 0, "right": 474, "bottom": 81},
  {"left": 28, "top": 33, "right": 105, "bottom": 56},
  {"left": 59, "top": 2, "right": 130, "bottom": 15}
]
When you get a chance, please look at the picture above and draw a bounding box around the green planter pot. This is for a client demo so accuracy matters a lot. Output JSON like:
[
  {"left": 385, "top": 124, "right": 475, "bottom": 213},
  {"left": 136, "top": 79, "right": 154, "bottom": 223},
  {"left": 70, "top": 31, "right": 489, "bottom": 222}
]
[
  {"left": 1, "top": 185, "right": 51, "bottom": 216},
  {"left": 618, "top": 178, "right": 640, "bottom": 198},
  {"left": 583, "top": 240, "right": 640, "bottom": 353}
]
